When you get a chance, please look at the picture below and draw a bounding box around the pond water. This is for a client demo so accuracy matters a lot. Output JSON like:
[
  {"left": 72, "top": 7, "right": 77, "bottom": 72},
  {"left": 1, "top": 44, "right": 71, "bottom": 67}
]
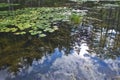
[
  {"left": 0, "top": 23, "right": 120, "bottom": 80},
  {"left": 0, "top": 6, "right": 120, "bottom": 80},
  {"left": 1, "top": 47, "right": 120, "bottom": 80}
]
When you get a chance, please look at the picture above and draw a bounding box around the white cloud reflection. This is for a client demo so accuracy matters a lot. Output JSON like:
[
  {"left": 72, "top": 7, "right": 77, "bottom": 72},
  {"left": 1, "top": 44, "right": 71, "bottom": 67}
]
[{"left": 3, "top": 41, "right": 120, "bottom": 80}]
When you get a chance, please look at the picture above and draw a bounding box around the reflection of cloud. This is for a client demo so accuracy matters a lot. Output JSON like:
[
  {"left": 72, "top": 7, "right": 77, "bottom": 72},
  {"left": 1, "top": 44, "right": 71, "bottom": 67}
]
[
  {"left": 4, "top": 42, "right": 120, "bottom": 80},
  {"left": 0, "top": 70, "right": 9, "bottom": 80}
]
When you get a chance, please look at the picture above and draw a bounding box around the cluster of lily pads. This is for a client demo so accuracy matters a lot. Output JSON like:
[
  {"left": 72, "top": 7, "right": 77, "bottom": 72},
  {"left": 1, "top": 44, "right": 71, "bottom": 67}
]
[{"left": 0, "top": 7, "right": 83, "bottom": 37}]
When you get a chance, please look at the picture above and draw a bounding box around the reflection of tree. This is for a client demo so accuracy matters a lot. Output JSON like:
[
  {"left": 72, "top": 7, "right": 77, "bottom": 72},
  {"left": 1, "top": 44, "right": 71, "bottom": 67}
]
[{"left": 86, "top": 6, "right": 120, "bottom": 58}]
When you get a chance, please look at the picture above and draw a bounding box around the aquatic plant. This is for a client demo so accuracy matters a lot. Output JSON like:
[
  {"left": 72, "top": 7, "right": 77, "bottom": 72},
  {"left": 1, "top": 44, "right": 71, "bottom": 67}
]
[
  {"left": 0, "top": 7, "right": 83, "bottom": 37},
  {"left": 70, "top": 13, "right": 83, "bottom": 24}
]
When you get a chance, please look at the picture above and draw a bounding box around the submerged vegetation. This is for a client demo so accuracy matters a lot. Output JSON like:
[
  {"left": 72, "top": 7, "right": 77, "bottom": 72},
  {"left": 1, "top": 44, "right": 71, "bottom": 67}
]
[{"left": 0, "top": 21, "right": 72, "bottom": 73}]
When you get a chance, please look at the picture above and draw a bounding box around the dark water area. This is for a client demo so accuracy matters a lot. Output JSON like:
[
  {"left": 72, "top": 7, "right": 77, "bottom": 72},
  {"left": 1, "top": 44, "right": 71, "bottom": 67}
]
[
  {"left": 0, "top": 22, "right": 71, "bottom": 72},
  {"left": 0, "top": 3, "right": 120, "bottom": 80}
]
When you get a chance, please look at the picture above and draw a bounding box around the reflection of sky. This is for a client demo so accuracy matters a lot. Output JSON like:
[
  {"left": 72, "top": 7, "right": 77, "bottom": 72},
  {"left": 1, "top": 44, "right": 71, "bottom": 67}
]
[{"left": 1, "top": 42, "right": 119, "bottom": 80}]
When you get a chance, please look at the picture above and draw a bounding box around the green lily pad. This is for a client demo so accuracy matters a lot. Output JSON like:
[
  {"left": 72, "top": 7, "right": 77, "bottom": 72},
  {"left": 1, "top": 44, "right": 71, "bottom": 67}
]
[{"left": 39, "top": 34, "right": 46, "bottom": 37}]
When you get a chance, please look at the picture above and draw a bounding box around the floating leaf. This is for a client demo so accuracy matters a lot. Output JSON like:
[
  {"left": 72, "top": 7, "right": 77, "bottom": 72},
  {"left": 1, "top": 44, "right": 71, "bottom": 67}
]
[
  {"left": 39, "top": 34, "right": 46, "bottom": 37},
  {"left": 31, "top": 32, "right": 37, "bottom": 35},
  {"left": 53, "top": 26, "right": 59, "bottom": 30}
]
